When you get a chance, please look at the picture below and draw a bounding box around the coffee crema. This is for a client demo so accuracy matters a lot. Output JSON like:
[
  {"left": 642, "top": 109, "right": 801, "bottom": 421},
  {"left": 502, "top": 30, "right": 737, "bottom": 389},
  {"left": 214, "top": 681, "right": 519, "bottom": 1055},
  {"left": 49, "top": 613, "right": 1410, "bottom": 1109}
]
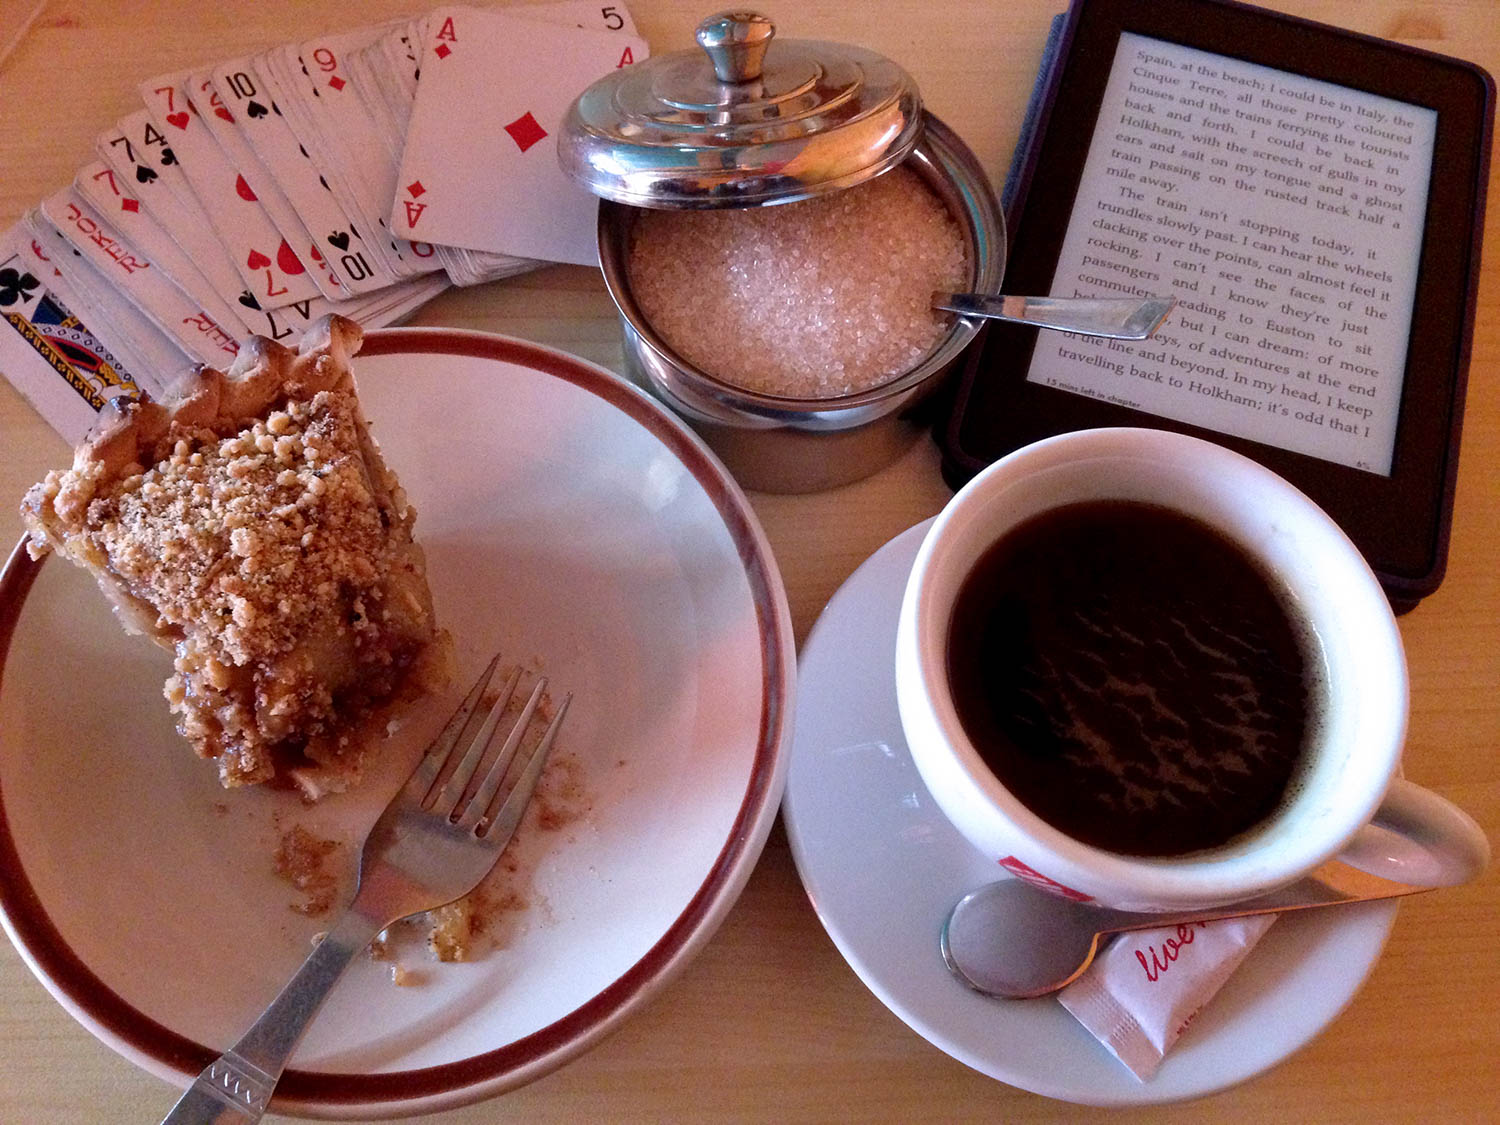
[{"left": 945, "top": 499, "right": 1318, "bottom": 857}]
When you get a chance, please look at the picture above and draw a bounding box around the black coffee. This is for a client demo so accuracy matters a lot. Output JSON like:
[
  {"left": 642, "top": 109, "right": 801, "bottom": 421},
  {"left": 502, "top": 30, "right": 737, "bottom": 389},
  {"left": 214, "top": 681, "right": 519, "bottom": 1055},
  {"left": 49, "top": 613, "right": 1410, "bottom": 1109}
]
[{"left": 945, "top": 499, "right": 1317, "bottom": 857}]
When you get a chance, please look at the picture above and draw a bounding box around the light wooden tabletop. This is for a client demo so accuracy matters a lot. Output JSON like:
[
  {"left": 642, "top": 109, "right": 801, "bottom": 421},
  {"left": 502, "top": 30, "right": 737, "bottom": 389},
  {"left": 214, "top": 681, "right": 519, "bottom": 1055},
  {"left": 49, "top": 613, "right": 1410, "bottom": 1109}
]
[{"left": 0, "top": 1, "right": 1495, "bottom": 1122}]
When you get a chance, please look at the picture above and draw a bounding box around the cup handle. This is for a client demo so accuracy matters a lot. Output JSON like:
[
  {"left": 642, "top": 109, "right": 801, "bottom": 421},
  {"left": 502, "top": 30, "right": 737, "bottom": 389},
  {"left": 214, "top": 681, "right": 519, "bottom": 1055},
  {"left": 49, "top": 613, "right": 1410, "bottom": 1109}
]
[{"left": 1335, "top": 778, "right": 1491, "bottom": 888}]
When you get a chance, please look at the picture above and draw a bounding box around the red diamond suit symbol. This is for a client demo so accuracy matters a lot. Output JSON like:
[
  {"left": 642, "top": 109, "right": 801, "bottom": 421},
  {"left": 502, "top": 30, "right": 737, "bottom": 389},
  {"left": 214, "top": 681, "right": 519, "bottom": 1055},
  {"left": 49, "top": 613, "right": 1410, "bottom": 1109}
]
[{"left": 504, "top": 112, "right": 548, "bottom": 153}]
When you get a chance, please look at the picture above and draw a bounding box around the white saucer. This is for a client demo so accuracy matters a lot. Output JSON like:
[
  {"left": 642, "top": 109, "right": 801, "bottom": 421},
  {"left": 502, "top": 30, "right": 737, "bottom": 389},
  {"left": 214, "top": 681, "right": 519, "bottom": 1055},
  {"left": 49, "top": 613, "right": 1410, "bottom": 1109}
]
[{"left": 782, "top": 520, "right": 1397, "bottom": 1106}]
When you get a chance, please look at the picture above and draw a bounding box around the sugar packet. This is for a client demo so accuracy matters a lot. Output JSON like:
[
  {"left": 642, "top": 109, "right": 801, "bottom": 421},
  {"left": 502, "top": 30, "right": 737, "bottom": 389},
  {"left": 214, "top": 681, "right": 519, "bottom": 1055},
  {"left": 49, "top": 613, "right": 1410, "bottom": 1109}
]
[{"left": 1058, "top": 914, "right": 1278, "bottom": 1080}]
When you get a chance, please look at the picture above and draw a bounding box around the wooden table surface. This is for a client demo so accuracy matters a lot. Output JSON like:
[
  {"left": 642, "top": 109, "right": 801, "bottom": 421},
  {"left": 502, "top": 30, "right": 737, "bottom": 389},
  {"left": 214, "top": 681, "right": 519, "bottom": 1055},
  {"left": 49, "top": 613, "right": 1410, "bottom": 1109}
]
[{"left": 0, "top": 1, "right": 1495, "bottom": 1121}]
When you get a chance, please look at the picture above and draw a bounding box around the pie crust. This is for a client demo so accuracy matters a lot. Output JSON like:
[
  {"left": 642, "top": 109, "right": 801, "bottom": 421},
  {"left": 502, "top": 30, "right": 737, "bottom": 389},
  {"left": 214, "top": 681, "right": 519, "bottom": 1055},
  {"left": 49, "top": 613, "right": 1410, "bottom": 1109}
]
[{"left": 21, "top": 315, "right": 443, "bottom": 796}]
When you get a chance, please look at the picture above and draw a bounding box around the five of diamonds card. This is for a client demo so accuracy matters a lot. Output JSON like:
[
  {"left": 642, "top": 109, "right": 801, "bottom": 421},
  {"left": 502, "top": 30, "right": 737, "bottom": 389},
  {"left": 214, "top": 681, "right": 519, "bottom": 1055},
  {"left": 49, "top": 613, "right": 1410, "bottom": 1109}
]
[{"left": 0, "top": 2, "right": 645, "bottom": 442}]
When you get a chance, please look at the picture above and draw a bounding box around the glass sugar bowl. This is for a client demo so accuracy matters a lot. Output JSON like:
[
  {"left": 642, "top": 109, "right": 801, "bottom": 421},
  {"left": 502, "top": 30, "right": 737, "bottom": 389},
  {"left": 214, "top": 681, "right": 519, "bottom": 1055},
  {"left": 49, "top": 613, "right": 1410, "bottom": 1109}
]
[{"left": 560, "top": 11, "right": 1004, "bottom": 493}]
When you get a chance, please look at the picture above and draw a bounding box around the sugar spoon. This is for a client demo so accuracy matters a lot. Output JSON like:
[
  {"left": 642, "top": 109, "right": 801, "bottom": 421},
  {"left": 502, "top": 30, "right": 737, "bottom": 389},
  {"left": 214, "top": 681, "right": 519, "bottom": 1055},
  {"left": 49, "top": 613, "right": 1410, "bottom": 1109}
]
[
  {"left": 942, "top": 802, "right": 1490, "bottom": 1000},
  {"left": 933, "top": 292, "right": 1175, "bottom": 339}
]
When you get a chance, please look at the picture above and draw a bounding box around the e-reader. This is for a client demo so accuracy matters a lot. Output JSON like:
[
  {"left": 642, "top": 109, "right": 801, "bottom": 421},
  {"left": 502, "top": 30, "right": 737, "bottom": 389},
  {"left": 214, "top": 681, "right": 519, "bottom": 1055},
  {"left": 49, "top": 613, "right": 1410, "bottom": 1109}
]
[{"left": 941, "top": 0, "right": 1493, "bottom": 610}]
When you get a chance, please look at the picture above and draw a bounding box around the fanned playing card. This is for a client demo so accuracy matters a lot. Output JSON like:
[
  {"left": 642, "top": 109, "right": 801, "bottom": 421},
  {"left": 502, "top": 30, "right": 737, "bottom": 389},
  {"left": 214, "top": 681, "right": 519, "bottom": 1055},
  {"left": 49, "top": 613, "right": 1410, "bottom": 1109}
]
[
  {"left": 255, "top": 46, "right": 413, "bottom": 283},
  {"left": 0, "top": 224, "right": 152, "bottom": 442},
  {"left": 398, "top": 1, "right": 639, "bottom": 284},
  {"left": 94, "top": 116, "right": 270, "bottom": 315},
  {"left": 137, "top": 72, "right": 322, "bottom": 310},
  {"left": 210, "top": 56, "right": 395, "bottom": 296},
  {"left": 104, "top": 109, "right": 316, "bottom": 309},
  {"left": 182, "top": 68, "right": 348, "bottom": 300},
  {"left": 348, "top": 18, "right": 533, "bottom": 286},
  {"left": 348, "top": 24, "right": 418, "bottom": 157},
  {"left": 70, "top": 159, "right": 435, "bottom": 346},
  {"left": 38, "top": 188, "right": 240, "bottom": 368},
  {"left": 393, "top": 6, "right": 648, "bottom": 266},
  {"left": 19, "top": 213, "right": 192, "bottom": 399},
  {"left": 267, "top": 29, "right": 440, "bottom": 280},
  {"left": 73, "top": 160, "right": 252, "bottom": 340}
]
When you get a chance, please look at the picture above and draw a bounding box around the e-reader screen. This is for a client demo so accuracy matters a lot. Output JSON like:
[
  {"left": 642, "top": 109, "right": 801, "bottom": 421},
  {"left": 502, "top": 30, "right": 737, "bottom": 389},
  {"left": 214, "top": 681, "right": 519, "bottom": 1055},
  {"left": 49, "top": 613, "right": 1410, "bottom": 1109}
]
[{"left": 1025, "top": 32, "right": 1437, "bottom": 476}]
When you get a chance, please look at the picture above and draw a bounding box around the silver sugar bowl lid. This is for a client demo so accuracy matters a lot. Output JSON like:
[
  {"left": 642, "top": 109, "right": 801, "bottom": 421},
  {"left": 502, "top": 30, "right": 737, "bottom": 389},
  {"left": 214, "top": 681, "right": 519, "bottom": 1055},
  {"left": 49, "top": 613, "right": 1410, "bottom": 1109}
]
[{"left": 559, "top": 10, "right": 924, "bottom": 208}]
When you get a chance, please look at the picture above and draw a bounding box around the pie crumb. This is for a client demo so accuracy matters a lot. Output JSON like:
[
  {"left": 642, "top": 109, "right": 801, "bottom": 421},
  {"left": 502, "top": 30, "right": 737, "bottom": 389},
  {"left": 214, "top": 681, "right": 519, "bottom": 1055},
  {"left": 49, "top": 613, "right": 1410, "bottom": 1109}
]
[{"left": 273, "top": 825, "right": 343, "bottom": 917}]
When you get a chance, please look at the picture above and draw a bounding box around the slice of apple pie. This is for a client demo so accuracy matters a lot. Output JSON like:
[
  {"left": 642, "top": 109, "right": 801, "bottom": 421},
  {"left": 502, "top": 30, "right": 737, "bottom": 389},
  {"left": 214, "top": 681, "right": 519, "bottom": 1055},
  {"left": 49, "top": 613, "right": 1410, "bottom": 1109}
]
[{"left": 21, "top": 315, "right": 445, "bottom": 796}]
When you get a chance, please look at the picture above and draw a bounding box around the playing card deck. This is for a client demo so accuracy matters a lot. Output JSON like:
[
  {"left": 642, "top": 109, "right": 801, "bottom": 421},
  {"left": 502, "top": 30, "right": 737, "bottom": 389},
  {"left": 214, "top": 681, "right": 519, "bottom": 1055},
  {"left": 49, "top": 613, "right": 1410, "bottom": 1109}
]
[
  {"left": 395, "top": 6, "right": 647, "bottom": 267},
  {"left": 4, "top": 2, "right": 644, "bottom": 441}
]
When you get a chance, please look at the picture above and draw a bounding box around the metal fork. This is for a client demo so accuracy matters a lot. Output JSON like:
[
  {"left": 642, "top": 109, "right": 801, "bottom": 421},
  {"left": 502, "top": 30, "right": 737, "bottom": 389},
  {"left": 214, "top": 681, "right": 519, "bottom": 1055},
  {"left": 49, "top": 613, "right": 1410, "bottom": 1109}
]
[{"left": 160, "top": 655, "right": 571, "bottom": 1125}]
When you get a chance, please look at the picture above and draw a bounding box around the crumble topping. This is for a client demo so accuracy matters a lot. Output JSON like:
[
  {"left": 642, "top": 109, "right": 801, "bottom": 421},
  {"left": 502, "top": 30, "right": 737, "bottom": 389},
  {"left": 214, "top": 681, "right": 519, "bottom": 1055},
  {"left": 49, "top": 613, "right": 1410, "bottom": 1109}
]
[
  {"left": 19, "top": 315, "right": 440, "bottom": 792},
  {"left": 96, "top": 390, "right": 394, "bottom": 670}
]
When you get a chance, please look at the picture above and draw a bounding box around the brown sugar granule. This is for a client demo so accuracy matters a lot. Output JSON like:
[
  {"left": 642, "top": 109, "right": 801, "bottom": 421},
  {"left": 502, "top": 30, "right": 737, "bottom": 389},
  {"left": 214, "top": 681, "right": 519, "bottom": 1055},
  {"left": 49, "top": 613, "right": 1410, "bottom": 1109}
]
[
  {"left": 627, "top": 164, "right": 968, "bottom": 399},
  {"left": 274, "top": 825, "right": 344, "bottom": 917}
]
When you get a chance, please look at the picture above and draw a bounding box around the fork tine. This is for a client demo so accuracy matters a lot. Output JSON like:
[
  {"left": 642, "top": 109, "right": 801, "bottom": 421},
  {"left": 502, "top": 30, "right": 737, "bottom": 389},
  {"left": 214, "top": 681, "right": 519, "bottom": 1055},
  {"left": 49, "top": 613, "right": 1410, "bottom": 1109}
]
[
  {"left": 470, "top": 692, "right": 571, "bottom": 840},
  {"left": 455, "top": 678, "right": 547, "bottom": 831},
  {"left": 430, "top": 665, "right": 522, "bottom": 816},
  {"left": 400, "top": 652, "right": 503, "bottom": 803}
]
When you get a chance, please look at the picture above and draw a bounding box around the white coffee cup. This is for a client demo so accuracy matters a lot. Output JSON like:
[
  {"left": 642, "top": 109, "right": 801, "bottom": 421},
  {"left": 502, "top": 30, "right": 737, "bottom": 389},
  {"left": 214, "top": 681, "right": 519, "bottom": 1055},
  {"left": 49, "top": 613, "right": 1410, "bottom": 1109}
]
[{"left": 896, "top": 427, "right": 1489, "bottom": 912}]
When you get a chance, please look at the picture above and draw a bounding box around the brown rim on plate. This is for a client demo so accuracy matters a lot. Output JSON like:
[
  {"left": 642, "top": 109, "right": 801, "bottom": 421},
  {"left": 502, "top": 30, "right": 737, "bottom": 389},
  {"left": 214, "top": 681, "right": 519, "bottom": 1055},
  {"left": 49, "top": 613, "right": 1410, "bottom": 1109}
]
[{"left": 0, "top": 328, "right": 794, "bottom": 1114}]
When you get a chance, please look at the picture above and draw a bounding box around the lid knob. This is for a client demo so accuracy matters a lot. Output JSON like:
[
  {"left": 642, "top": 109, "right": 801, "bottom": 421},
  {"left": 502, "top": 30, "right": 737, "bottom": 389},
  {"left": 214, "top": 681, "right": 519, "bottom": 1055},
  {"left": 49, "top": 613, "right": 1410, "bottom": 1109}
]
[
  {"left": 559, "top": 12, "right": 925, "bottom": 208},
  {"left": 695, "top": 11, "right": 775, "bottom": 83}
]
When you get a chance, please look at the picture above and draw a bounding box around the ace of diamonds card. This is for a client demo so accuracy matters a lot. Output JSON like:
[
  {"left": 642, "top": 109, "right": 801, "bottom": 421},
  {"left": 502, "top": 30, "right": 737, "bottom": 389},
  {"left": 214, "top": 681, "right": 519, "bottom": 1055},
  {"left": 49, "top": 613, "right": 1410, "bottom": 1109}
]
[{"left": 392, "top": 7, "right": 647, "bottom": 266}]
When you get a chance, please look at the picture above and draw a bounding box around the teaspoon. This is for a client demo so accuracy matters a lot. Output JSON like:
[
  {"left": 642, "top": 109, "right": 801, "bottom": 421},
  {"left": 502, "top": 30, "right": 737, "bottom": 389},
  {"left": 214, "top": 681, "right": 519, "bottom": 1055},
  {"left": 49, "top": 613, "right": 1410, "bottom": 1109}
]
[
  {"left": 933, "top": 292, "right": 1175, "bottom": 339},
  {"left": 942, "top": 831, "right": 1489, "bottom": 1000}
]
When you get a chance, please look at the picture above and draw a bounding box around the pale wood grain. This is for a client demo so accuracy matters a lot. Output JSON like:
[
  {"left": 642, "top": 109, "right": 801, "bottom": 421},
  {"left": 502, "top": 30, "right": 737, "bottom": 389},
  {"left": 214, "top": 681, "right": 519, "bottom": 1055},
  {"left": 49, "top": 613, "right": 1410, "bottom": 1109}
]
[{"left": 0, "top": 2, "right": 1496, "bottom": 1122}]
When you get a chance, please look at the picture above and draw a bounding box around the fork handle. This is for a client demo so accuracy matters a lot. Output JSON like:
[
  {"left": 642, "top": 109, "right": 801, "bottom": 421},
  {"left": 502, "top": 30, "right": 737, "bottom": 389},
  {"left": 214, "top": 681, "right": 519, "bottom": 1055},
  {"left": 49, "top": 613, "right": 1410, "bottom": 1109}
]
[{"left": 160, "top": 904, "right": 385, "bottom": 1124}]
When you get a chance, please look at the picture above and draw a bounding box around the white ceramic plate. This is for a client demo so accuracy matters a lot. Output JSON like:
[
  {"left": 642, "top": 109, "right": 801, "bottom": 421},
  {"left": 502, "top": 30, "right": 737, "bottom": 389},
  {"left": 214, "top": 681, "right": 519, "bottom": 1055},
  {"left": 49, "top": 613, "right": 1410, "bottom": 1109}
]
[
  {"left": 0, "top": 329, "right": 795, "bottom": 1119},
  {"left": 782, "top": 519, "right": 1397, "bottom": 1106}
]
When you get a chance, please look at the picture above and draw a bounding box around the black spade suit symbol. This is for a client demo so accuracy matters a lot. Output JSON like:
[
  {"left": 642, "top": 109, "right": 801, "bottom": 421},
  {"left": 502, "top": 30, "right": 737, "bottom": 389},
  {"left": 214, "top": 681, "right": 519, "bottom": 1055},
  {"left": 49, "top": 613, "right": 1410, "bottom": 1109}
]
[
  {"left": 238, "top": 290, "right": 261, "bottom": 310},
  {"left": 160, "top": 147, "right": 177, "bottom": 166},
  {"left": 246, "top": 100, "right": 268, "bottom": 119},
  {"left": 327, "top": 231, "right": 351, "bottom": 251},
  {"left": 135, "top": 165, "right": 158, "bottom": 184}
]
